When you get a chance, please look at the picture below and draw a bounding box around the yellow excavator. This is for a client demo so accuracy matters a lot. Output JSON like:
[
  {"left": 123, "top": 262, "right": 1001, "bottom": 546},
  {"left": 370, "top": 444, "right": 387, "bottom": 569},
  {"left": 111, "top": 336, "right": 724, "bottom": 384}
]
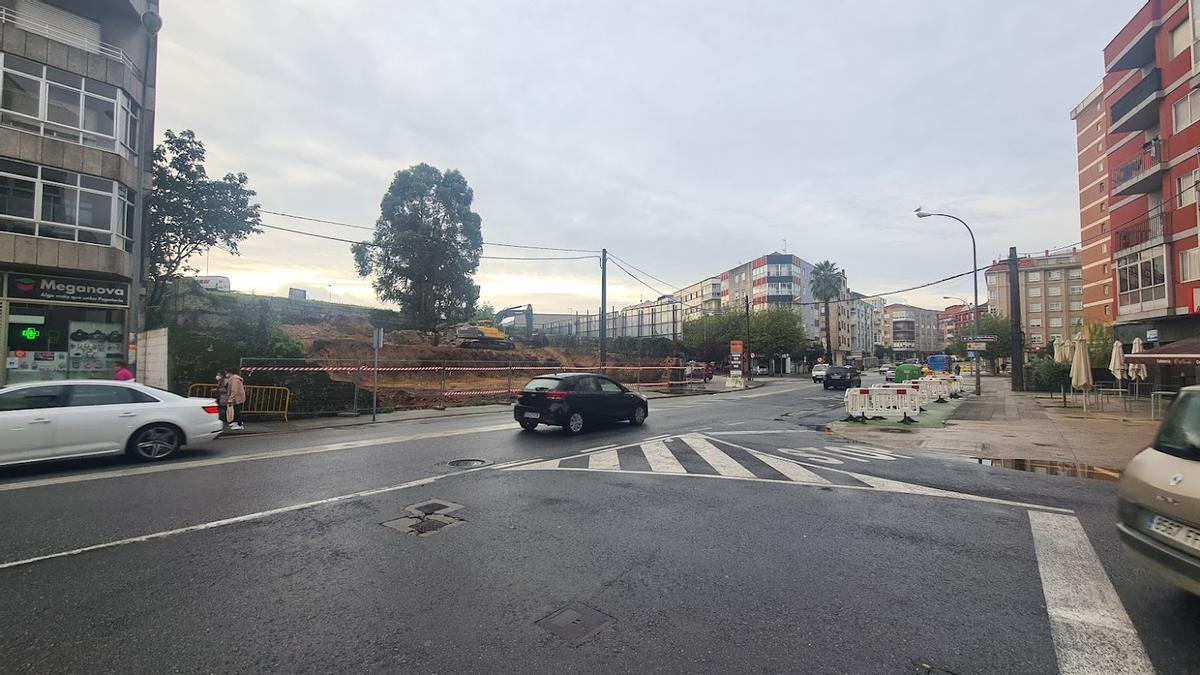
[{"left": 455, "top": 304, "right": 533, "bottom": 350}]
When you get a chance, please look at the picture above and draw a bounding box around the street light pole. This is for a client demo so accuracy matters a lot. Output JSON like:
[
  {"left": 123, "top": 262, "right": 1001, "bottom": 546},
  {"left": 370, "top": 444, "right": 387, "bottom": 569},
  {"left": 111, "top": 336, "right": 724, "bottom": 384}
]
[{"left": 916, "top": 209, "right": 981, "bottom": 396}]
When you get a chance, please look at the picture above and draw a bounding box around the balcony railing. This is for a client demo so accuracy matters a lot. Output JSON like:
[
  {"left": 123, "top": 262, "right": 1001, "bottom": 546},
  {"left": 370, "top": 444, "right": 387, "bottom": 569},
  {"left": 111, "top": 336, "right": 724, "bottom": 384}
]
[
  {"left": 1113, "top": 138, "right": 1161, "bottom": 183},
  {"left": 1113, "top": 211, "right": 1170, "bottom": 252},
  {"left": 1113, "top": 137, "right": 1165, "bottom": 196},
  {"left": 0, "top": 6, "right": 141, "bottom": 78},
  {"left": 1111, "top": 68, "right": 1161, "bottom": 130}
]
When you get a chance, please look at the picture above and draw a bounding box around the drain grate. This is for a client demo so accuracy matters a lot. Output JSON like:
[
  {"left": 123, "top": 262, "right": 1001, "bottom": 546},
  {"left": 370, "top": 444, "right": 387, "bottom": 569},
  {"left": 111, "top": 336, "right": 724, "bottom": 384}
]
[
  {"left": 448, "top": 458, "right": 490, "bottom": 468},
  {"left": 536, "top": 602, "right": 614, "bottom": 643}
]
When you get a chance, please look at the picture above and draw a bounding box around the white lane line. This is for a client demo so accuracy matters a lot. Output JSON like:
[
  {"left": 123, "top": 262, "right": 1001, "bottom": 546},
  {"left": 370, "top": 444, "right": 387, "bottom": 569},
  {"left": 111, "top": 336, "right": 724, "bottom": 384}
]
[
  {"left": 679, "top": 433, "right": 755, "bottom": 478},
  {"left": 577, "top": 444, "right": 616, "bottom": 455},
  {"left": 707, "top": 430, "right": 814, "bottom": 436},
  {"left": 588, "top": 449, "right": 621, "bottom": 470},
  {"left": 0, "top": 423, "right": 517, "bottom": 493},
  {"left": 641, "top": 440, "right": 687, "bottom": 474},
  {"left": 0, "top": 462, "right": 502, "bottom": 571},
  {"left": 733, "top": 387, "right": 802, "bottom": 399},
  {"left": 1028, "top": 511, "right": 1154, "bottom": 675},
  {"left": 640, "top": 434, "right": 671, "bottom": 442}
]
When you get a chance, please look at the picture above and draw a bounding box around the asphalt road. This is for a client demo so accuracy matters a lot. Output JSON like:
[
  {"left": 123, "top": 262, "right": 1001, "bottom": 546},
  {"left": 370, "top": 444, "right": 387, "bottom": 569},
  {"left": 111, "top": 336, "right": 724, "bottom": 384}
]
[{"left": 2, "top": 374, "right": 1197, "bottom": 673}]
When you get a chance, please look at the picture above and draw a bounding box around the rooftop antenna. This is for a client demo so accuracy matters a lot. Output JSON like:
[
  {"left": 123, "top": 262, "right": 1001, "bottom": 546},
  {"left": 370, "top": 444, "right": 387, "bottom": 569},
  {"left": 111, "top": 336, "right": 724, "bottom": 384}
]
[{"left": 783, "top": 238, "right": 787, "bottom": 253}]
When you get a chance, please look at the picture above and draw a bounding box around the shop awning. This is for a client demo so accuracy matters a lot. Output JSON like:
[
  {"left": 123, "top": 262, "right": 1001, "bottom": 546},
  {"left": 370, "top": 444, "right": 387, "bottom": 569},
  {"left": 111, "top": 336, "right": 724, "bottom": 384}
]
[{"left": 1125, "top": 335, "right": 1200, "bottom": 365}]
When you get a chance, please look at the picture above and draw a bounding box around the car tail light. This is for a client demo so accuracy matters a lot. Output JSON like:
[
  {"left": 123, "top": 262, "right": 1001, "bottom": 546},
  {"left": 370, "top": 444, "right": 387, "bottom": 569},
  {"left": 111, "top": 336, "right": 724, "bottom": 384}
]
[
  {"left": 202, "top": 405, "right": 220, "bottom": 415},
  {"left": 897, "top": 389, "right": 907, "bottom": 394},
  {"left": 545, "top": 390, "right": 568, "bottom": 400}
]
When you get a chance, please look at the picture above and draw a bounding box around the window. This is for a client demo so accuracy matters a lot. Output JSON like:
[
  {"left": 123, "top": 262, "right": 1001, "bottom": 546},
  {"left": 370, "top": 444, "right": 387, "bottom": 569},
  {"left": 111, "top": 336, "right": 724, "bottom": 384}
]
[
  {"left": 1102, "top": 242, "right": 1108, "bottom": 254},
  {"left": 597, "top": 378, "right": 623, "bottom": 394},
  {"left": 1070, "top": 301, "right": 1083, "bottom": 311},
  {"left": 1068, "top": 269, "right": 1082, "bottom": 279},
  {"left": 1027, "top": 271, "right": 1041, "bottom": 282},
  {"left": 1028, "top": 287, "right": 1042, "bottom": 297},
  {"left": 1048, "top": 302, "right": 1062, "bottom": 312},
  {"left": 1104, "top": 304, "right": 1111, "bottom": 315},
  {"left": 65, "top": 384, "right": 156, "bottom": 406},
  {"left": 1179, "top": 172, "right": 1198, "bottom": 207},
  {"left": 0, "top": 385, "right": 64, "bottom": 410},
  {"left": 1047, "top": 270, "right": 1063, "bottom": 281},
  {"left": 1049, "top": 317, "right": 1063, "bottom": 328},
  {"left": 1171, "top": 20, "right": 1192, "bottom": 59},
  {"left": 1029, "top": 333, "right": 1044, "bottom": 345},
  {"left": 1069, "top": 286, "right": 1083, "bottom": 296},
  {"left": 1030, "top": 318, "right": 1043, "bottom": 328},
  {"left": 1048, "top": 286, "right": 1063, "bottom": 297},
  {"left": 0, "top": 159, "right": 131, "bottom": 249},
  {"left": 1117, "top": 248, "right": 1167, "bottom": 308},
  {"left": 575, "top": 377, "right": 600, "bottom": 392},
  {"left": 1100, "top": 201, "right": 1106, "bottom": 211},
  {"left": 0, "top": 54, "right": 137, "bottom": 156},
  {"left": 1072, "top": 317, "right": 1084, "bottom": 327},
  {"left": 1104, "top": 284, "right": 1111, "bottom": 295},
  {"left": 1182, "top": 247, "right": 1200, "bottom": 282},
  {"left": 1029, "top": 303, "right": 1042, "bottom": 313},
  {"left": 1049, "top": 334, "right": 1063, "bottom": 344},
  {"left": 986, "top": 273, "right": 997, "bottom": 286},
  {"left": 1174, "top": 90, "right": 1200, "bottom": 133}
]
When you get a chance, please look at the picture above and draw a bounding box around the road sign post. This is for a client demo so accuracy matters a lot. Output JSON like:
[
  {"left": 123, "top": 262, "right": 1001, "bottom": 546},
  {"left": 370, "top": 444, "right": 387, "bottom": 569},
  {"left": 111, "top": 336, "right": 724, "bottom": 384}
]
[{"left": 372, "top": 327, "right": 383, "bottom": 422}]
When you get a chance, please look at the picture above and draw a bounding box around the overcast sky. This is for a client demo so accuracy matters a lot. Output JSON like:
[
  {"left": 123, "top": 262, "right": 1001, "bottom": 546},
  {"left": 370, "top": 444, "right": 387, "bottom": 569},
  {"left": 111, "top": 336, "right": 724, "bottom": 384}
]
[{"left": 156, "top": 0, "right": 1137, "bottom": 315}]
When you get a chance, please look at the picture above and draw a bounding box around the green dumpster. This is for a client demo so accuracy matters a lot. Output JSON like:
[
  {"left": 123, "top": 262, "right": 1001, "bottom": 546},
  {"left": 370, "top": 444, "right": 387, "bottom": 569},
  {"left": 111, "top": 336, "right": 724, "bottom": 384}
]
[{"left": 895, "top": 363, "right": 921, "bottom": 383}]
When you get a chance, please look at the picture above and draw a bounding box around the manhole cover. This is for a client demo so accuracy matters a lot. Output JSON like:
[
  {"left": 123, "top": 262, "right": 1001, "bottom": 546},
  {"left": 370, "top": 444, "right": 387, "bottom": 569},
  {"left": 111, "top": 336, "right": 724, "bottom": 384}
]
[
  {"left": 412, "top": 519, "right": 447, "bottom": 534},
  {"left": 878, "top": 428, "right": 913, "bottom": 434},
  {"left": 536, "top": 602, "right": 613, "bottom": 643},
  {"left": 448, "top": 458, "right": 490, "bottom": 468}
]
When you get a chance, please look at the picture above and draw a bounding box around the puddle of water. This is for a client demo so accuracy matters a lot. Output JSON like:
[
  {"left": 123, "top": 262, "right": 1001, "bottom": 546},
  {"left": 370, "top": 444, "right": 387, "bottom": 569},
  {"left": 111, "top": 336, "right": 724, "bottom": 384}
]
[{"left": 970, "top": 457, "right": 1120, "bottom": 481}]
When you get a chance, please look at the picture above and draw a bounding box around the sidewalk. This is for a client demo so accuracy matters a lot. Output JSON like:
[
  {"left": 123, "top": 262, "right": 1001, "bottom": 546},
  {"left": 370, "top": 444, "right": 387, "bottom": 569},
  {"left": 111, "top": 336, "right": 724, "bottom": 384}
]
[{"left": 830, "top": 377, "right": 1160, "bottom": 470}]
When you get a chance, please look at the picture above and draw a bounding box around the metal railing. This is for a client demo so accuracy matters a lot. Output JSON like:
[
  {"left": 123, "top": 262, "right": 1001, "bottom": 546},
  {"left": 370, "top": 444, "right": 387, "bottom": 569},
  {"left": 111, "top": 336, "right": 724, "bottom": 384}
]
[
  {"left": 1113, "top": 211, "right": 1169, "bottom": 252},
  {"left": 187, "top": 383, "right": 293, "bottom": 421},
  {"left": 0, "top": 6, "right": 141, "bottom": 78},
  {"left": 1112, "top": 137, "right": 1162, "bottom": 185}
]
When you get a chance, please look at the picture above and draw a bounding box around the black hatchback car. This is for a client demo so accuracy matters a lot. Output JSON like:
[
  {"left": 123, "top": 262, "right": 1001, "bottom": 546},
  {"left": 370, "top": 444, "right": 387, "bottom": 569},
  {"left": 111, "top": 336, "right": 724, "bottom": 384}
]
[
  {"left": 514, "top": 373, "right": 649, "bottom": 434},
  {"left": 823, "top": 366, "right": 862, "bottom": 390}
]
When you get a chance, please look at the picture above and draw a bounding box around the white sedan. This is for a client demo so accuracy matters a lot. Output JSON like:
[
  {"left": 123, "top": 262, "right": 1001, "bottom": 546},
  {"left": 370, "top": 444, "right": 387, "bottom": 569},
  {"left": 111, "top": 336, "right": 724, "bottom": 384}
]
[{"left": 0, "top": 380, "right": 223, "bottom": 467}]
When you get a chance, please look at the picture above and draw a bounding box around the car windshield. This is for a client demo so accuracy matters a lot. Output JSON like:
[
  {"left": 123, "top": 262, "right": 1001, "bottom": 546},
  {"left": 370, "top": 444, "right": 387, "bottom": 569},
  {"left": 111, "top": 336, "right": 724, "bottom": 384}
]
[
  {"left": 1153, "top": 392, "right": 1200, "bottom": 461},
  {"left": 523, "top": 377, "right": 561, "bottom": 392}
]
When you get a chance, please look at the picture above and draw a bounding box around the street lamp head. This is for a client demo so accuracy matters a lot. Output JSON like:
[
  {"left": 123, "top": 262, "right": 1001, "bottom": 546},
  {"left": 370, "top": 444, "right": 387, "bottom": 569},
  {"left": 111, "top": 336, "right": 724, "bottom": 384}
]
[{"left": 914, "top": 207, "right": 932, "bottom": 218}]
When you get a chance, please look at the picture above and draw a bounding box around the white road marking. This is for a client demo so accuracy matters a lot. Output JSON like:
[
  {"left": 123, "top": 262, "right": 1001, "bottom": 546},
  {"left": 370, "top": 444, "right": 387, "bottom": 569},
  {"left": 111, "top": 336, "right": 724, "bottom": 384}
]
[
  {"left": 1028, "top": 511, "right": 1154, "bottom": 675},
  {"left": 820, "top": 445, "right": 911, "bottom": 460},
  {"left": 640, "top": 440, "right": 687, "bottom": 474},
  {"left": 734, "top": 387, "right": 802, "bottom": 399},
  {"left": 0, "top": 461, "right": 503, "bottom": 571},
  {"left": 577, "top": 444, "right": 616, "bottom": 454},
  {"left": 640, "top": 434, "right": 671, "bottom": 442},
  {"left": 679, "top": 433, "right": 755, "bottom": 478},
  {"left": 588, "top": 449, "right": 621, "bottom": 470},
  {"left": 0, "top": 422, "right": 517, "bottom": 493},
  {"left": 744, "top": 450, "right": 831, "bottom": 484},
  {"left": 706, "top": 430, "right": 814, "bottom": 436}
]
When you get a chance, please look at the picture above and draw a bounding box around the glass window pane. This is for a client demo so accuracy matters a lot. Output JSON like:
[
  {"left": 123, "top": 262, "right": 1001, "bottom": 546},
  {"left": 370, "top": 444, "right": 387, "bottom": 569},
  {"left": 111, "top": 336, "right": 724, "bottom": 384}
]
[
  {"left": 83, "top": 95, "right": 114, "bottom": 135},
  {"left": 1152, "top": 256, "right": 1166, "bottom": 285},
  {"left": 0, "top": 386, "right": 64, "bottom": 411},
  {"left": 65, "top": 385, "right": 136, "bottom": 406},
  {"left": 41, "top": 168, "right": 76, "bottom": 185},
  {"left": 76, "top": 229, "right": 110, "bottom": 245},
  {"left": 0, "top": 175, "right": 35, "bottom": 218},
  {"left": 83, "top": 79, "right": 117, "bottom": 98},
  {"left": 79, "top": 175, "right": 111, "bottom": 192},
  {"left": 0, "top": 217, "right": 34, "bottom": 235},
  {"left": 45, "top": 66, "right": 81, "bottom": 88},
  {"left": 1141, "top": 260, "right": 1154, "bottom": 288},
  {"left": 77, "top": 191, "right": 111, "bottom": 230},
  {"left": 46, "top": 84, "right": 80, "bottom": 126},
  {"left": 38, "top": 223, "right": 75, "bottom": 240},
  {"left": 0, "top": 159, "right": 37, "bottom": 178},
  {"left": 3, "top": 54, "right": 42, "bottom": 77},
  {"left": 41, "top": 184, "right": 77, "bottom": 225},
  {"left": 2, "top": 72, "right": 40, "bottom": 117}
]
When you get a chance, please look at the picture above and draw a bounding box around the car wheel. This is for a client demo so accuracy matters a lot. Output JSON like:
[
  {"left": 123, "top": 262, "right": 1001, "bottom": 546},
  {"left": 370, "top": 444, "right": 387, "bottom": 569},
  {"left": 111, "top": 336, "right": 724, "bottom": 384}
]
[
  {"left": 564, "top": 411, "right": 585, "bottom": 435},
  {"left": 127, "top": 424, "right": 180, "bottom": 461},
  {"left": 519, "top": 419, "right": 538, "bottom": 431},
  {"left": 630, "top": 405, "right": 647, "bottom": 426}
]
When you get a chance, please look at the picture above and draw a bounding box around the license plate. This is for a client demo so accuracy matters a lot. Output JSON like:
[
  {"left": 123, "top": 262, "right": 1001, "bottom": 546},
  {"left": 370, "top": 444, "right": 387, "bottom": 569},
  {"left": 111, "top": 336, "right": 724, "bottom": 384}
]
[
  {"left": 1146, "top": 514, "right": 1200, "bottom": 554},
  {"left": 523, "top": 412, "right": 541, "bottom": 419}
]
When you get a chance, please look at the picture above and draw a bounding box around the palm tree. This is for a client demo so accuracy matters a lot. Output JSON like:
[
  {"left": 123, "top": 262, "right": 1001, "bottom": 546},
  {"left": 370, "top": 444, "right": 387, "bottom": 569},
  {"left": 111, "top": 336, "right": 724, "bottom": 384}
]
[{"left": 809, "top": 260, "right": 846, "bottom": 363}]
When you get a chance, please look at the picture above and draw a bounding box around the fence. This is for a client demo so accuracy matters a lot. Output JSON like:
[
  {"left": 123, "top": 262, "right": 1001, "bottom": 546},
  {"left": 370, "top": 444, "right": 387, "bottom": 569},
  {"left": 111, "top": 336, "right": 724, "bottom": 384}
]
[
  {"left": 187, "top": 383, "right": 293, "bottom": 421},
  {"left": 842, "top": 386, "right": 922, "bottom": 423},
  {"left": 217, "top": 358, "right": 706, "bottom": 418}
]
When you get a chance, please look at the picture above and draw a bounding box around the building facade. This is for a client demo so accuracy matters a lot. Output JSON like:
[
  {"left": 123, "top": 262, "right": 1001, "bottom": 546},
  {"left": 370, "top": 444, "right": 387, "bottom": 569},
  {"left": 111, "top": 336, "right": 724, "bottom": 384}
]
[
  {"left": 847, "top": 291, "right": 881, "bottom": 362},
  {"left": 621, "top": 295, "right": 681, "bottom": 340},
  {"left": 678, "top": 276, "right": 721, "bottom": 321},
  {"left": 720, "top": 253, "right": 817, "bottom": 330},
  {"left": 1082, "top": 0, "right": 1200, "bottom": 346},
  {"left": 938, "top": 302, "right": 988, "bottom": 347},
  {"left": 881, "top": 304, "right": 942, "bottom": 360},
  {"left": 0, "top": 0, "right": 159, "bottom": 386},
  {"left": 1072, "top": 85, "right": 1113, "bottom": 324},
  {"left": 985, "top": 252, "right": 1085, "bottom": 352}
]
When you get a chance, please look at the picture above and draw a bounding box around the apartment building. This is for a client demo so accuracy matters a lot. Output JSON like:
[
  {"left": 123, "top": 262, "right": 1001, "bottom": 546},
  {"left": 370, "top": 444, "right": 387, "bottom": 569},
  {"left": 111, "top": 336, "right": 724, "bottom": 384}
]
[
  {"left": 621, "top": 294, "right": 681, "bottom": 340},
  {"left": 1087, "top": 0, "right": 1200, "bottom": 345},
  {"left": 815, "top": 276, "right": 851, "bottom": 364},
  {"left": 720, "top": 253, "right": 818, "bottom": 330},
  {"left": 881, "top": 304, "right": 942, "bottom": 361},
  {"left": 0, "top": 0, "right": 159, "bottom": 386},
  {"left": 938, "top": 302, "right": 988, "bottom": 347},
  {"left": 1071, "top": 85, "right": 1113, "bottom": 323},
  {"left": 847, "top": 292, "right": 881, "bottom": 361},
  {"left": 985, "top": 252, "right": 1085, "bottom": 352},
  {"left": 677, "top": 276, "right": 721, "bottom": 321}
]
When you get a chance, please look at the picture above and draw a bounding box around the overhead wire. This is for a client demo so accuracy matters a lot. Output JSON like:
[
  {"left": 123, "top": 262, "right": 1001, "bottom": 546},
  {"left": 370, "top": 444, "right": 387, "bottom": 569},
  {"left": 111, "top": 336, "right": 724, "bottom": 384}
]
[
  {"left": 608, "top": 257, "right": 670, "bottom": 297},
  {"left": 257, "top": 223, "right": 598, "bottom": 261}
]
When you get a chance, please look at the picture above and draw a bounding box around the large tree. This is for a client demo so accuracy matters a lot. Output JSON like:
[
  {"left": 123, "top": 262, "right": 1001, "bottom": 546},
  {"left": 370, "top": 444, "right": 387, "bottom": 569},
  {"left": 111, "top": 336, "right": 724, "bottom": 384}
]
[
  {"left": 146, "top": 129, "right": 262, "bottom": 317},
  {"left": 809, "top": 260, "right": 846, "bottom": 362},
  {"left": 750, "top": 308, "right": 807, "bottom": 363},
  {"left": 353, "top": 164, "right": 483, "bottom": 343}
]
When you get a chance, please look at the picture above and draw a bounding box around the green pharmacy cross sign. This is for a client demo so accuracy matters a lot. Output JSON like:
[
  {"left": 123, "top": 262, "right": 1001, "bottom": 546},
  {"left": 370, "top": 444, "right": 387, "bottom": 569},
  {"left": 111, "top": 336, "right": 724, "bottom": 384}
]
[{"left": 19, "top": 326, "right": 40, "bottom": 341}]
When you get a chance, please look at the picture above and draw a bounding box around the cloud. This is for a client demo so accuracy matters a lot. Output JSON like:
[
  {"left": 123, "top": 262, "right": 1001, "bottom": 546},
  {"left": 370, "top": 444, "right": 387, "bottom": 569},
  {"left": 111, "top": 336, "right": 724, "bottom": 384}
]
[{"left": 158, "top": 0, "right": 1134, "bottom": 316}]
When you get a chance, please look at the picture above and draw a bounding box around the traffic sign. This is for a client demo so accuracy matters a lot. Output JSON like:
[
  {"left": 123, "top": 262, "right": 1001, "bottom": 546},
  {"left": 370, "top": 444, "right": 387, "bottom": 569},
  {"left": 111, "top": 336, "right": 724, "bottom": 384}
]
[
  {"left": 967, "top": 342, "right": 987, "bottom": 351},
  {"left": 965, "top": 335, "right": 998, "bottom": 342}
]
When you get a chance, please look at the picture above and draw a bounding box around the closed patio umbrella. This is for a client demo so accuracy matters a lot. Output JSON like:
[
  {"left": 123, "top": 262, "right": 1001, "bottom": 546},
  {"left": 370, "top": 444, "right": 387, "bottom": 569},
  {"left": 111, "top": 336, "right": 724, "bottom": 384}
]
[
  {"left": 1071, "top": 334, "right": 1094, "bottom": 413},
  {"left": 1053, "top": 338, "right": 1067, "bottom": 363},
  {"left": 1128, "top": 337, "right": 1148, "bottom": 395},
  {"left": 1108, "top": 340, "right": 1125, "bottom": 383}
]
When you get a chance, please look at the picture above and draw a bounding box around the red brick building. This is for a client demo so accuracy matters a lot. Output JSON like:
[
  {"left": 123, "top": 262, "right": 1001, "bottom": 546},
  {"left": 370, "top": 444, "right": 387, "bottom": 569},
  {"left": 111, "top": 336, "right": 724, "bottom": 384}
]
[
  {"left": 1093, "top": 0, "right": 1200, "bottom": 345},
  {"left": 938, "top": 303, "right": 987, "bottom": 348},
  {"left": 1071, "top": 85, "right": 1112, "bottom": 323}
]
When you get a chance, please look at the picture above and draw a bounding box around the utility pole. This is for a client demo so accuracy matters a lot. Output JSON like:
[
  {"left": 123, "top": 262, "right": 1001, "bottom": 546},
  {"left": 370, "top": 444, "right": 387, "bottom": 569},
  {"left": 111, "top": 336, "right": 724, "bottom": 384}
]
[
  {"left": 599, "top": 248, "right": 608, "bottom": 367},
  {"left": 1007, "top": 246, "right": 1025, "bottom": 391},
  {"left": 744, "top": 296, "right": 752, "bottom": 382}
]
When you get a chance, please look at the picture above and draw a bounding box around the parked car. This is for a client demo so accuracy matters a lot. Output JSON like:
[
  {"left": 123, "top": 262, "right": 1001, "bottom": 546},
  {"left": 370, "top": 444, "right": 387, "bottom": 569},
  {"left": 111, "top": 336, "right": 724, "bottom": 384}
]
[
  {"left": 878, "top": 363, "right": 893, "bottom": 375},
  {"left": 514, "top": 373, "right": 649, "bottom": 434},
  {"left": 0, "top": 380, "right": 223, "bottom": 467},
  {"left": 884, "top": 367, "right": 896, "bottom": 382},
  {"left": 811, "top": 363, "right": 828, "bottom": 383},
  {"left": 1117, "top": 386, "right": 1200, "bottom": 595},
  {"left": 823, "top": 366, "right": 863, "bottom": 390},
  {"left": 752, "top": 365, "right": 769, "bottom": 376}
]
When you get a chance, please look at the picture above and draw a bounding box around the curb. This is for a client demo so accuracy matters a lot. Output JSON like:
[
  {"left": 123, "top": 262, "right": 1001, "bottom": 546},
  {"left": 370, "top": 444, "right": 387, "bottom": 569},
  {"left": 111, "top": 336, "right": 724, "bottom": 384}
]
[{"left": 218, "top": 405, "right": 509, "bottom": 439}]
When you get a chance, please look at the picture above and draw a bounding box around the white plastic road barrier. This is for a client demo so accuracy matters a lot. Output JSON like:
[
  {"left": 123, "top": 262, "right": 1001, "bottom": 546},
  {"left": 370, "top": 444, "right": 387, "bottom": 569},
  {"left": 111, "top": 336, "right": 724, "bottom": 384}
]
[
  {"left": 945, "top": 376, "right": 963, "bottom": 396},
  {"left": 843, "top": 388, "right": 873, "bottom": 421},
  {"left": 871, "top": 382, "right": 933, "bottom": 407},
  {"left": 917, "top": 377, "right": 952, "bottom": 402},
  {"left": 861, "top": 386, "right": 922, "bottom": 423}
]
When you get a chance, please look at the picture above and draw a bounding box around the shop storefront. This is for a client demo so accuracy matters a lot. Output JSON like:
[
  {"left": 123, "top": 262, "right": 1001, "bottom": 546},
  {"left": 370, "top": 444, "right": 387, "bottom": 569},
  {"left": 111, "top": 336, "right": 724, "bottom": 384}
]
[{"left": 1, "top": 271, "right": 129, "bottom": 386}]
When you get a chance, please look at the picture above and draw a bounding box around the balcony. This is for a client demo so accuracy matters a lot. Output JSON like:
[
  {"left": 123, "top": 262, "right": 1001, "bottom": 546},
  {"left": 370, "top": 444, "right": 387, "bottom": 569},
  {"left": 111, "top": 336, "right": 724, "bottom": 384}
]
[
  {"left": 1110, "top": 69, "right": 1162, "bottom": 133},
  {"left": 1112, "top": 137, "right": 1166, "bottom": 196},
  {"left": 1113, "top": 211, "right": 1169, "bottom": 254},
  {"left": 0, "top": 6, "right": 140, "bottom": 78},
  {"left": 1105, "top": 2, "right": 1159, "bottom": 73}
]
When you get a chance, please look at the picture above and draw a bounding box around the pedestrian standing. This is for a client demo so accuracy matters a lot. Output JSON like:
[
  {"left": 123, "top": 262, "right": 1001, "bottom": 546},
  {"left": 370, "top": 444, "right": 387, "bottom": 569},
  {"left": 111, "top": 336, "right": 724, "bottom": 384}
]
[
  {"left": 215, "top": 373, "right": 229, "bottom": 424},
  {"left": 113, "top": 360, "right": 134, "bottom": 381},
  {"left": 225, "top": 368, "right": 247, "bottom": 431}
]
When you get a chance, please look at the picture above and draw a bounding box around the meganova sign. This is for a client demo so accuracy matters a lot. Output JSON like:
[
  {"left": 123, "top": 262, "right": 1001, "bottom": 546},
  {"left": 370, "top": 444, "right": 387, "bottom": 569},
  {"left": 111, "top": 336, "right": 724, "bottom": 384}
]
[{"left": 5, "top": 273, "right": 130, "bottom": 306}]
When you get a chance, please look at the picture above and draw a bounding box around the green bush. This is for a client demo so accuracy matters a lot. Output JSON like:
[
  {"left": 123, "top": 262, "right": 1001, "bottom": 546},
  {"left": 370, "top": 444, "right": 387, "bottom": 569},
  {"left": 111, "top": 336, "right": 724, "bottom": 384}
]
[{"left": 1032, "top": 358, "right": 1072, "bottom": 392}]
